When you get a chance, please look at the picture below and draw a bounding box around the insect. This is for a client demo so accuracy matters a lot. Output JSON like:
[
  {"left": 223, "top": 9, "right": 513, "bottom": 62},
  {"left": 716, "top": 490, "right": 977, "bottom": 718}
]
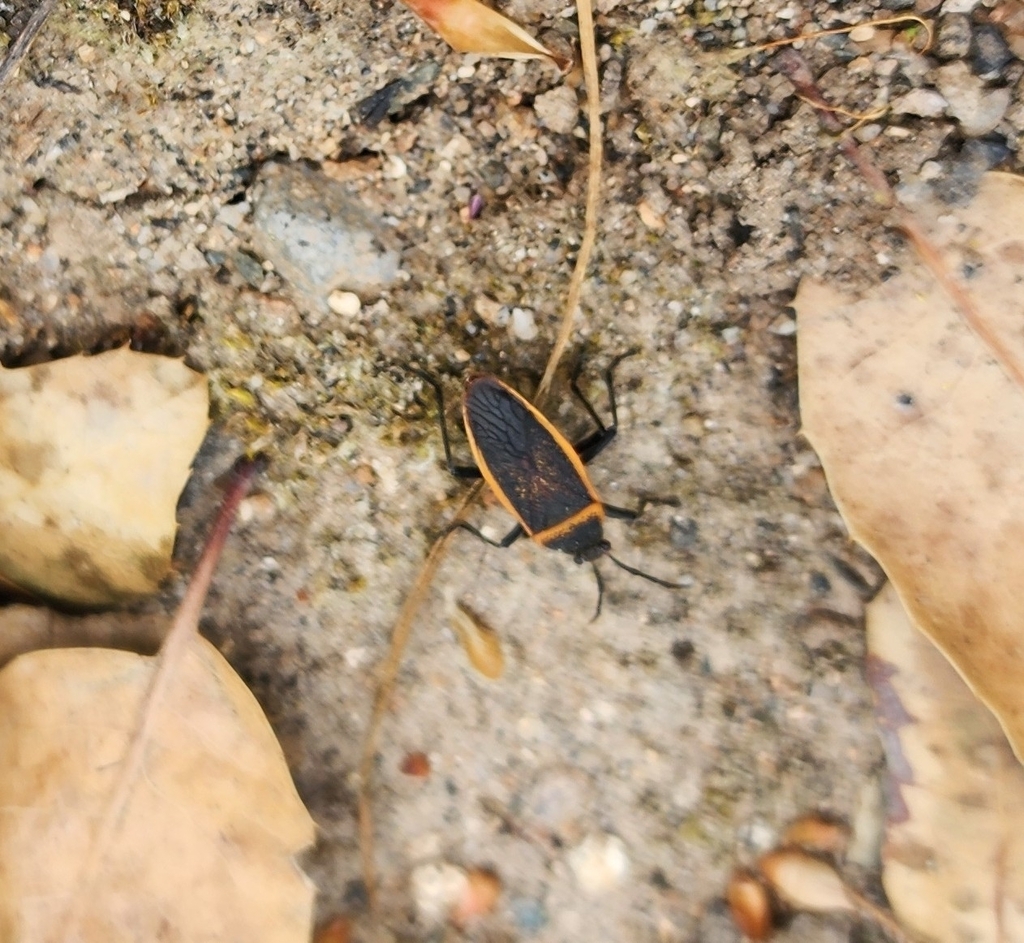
[{"left": 414, "top": 351, "right": 682, "bottom": 616}]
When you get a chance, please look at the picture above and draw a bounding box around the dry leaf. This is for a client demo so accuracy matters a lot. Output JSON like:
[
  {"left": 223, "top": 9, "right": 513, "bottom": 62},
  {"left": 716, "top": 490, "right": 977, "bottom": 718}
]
[
  {"left": 796, "top": 172, "right": 1024, "bottom": 760},
  {"left": 0, "top": 348, "right": 209, "bottom": 607},
  {"left": 866, "top": 583, "right": 1024, "bottom": 943},
  {"left": 782, "top": 814, "right": 851, "bottom": 858},
  {"left": 451, "top": 600, "right": 504, "bottom": 679},
  {"left": 401, "top": 0, "right": 568, "bottom": 69},
  {"left": 726, "top": 869, "right": 774, "bottom": 941},
  {"left": 758, "top": 849, "right": 853, "bottom": 914},
  {"left": 0, "top": 461, "right": 316, "bottom": 943}
]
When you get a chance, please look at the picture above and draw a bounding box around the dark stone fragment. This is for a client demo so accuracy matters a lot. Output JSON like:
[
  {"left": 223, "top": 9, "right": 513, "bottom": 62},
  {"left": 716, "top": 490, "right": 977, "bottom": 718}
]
[{"left": 972, "top": 23, "right": 1014, "bottom": 80}]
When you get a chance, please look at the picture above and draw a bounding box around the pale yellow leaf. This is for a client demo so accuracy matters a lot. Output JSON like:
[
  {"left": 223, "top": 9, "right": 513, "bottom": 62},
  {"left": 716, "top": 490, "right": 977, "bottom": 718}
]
[
  {"left": 795, "top": 172, "right": 1024, "bottom": 760},
  {"left": 866, "top": 583, "right": 1024, "bottom": 943},
  {"left": 402, "top": 0, "right": 568, "bottom": 69},
  {"left": 0, "top": 348, "right": 209, "bottom": 606},
  {"left": 0, "top": 637, "right": 315, "bottom": 943},
  {"left": 758, "top": 849, "right": 854, "bottom": 914}
]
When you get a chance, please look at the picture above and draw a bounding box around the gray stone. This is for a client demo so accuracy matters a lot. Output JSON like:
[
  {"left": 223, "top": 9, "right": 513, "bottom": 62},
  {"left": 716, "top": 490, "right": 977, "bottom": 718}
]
[
  {"left": 971, "top": 23, "right": 1014, "bottom": 80},
  {"left": 892, "top": 88, "right": 948, "bottom": 118},
  {"left": 250, "top": 162, "right": 401, "bottom": 313},
  {"left": 936, "top": 14, "right": 971, "bottom": 60},
  {"left": 936, "top": 62, "right": 1011, "bottom": 136}
]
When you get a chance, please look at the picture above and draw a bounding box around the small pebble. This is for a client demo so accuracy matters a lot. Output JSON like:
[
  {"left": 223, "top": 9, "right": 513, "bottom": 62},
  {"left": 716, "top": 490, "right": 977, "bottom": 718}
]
[
  {"left": 892, "top": 88, "right": 948, "bottom": 118},
  {"left": 853, "top": 123, "right": 883, "bottom": 143},
  {"left": 941, "top": 0, "right": 980, "bottom": 12},
  {"left": 769, "top": 315, "right": 797, "bottom": 336},
  {"left": 533, "top": 85, "right": 579, "bottom": 134},
  {"left": 568, "top": 833, "right": 630, "bottom": 895},
  {"left": 328, "top": 290, "right": 362, "bottom": 317},
  {"left": 638, "top": 199, "right": 666, "bottom": 231},
  {"left": 971, "top": 23, "right": 1014, "bottom": 79},
  {"left": 935, "top": 14, "right": 971, "bottom": 59},
  {"left": 400, "top": 751, "right": 431, "bottom": 778},
  {"left": 384, "top": 154, "right": 407, "bottom": 179},
  {"left": 936, "top": 62, "right": 1011, "bottom": 136},
  {"left": 473, "top": 295, "right": 505, "bottom": 325},
  {"left": 849, "top": 25, "right": 875, "bottom": 43},
  {"left": 410, "top": 862, "right": 468, "bottom": 925},
  {"left": 509, "top": 898, "right": 548, "bottom": 935},
  {"left": 669, "top": 516, "right": 699, "bottom": 549},
  {"left": 510, "top": 306, "right": 539, "bottom": 341}
]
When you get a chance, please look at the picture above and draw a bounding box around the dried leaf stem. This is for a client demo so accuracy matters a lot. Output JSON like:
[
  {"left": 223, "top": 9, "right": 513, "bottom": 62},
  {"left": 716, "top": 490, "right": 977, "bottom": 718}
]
[
  {"left": 0, "top": 0, "right": 58, "bottom": 90},
  {"left": 357, "top": 0, "right": 603, "bottom": 905},
  {"left": 356, "top": 483, "right": 481, "bottom": 906},
  {"left": 47, "top": 457, "right": 260, "bottom": 943},
  {"left": 536, "top": 0, "right": 600, "bottom": 405}
]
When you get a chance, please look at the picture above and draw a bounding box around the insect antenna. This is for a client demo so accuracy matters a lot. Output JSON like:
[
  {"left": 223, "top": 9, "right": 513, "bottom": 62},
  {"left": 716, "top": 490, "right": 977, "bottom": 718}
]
[{"left": 606, "top": 554, "right": 685, "bottom": 589}]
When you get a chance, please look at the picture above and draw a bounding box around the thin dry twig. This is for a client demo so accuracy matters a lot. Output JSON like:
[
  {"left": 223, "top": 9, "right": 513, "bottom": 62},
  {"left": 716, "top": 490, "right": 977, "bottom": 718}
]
[
  {"left": 0, "top": 0, "right": 58, "bottom": 90},
  {"left": 46, "top": 457, "right": 260, "bottom": 943},
  {"left": 357, "top": 0, "right": 603, "bottom": 906},
  {"left": 356, "top": 483, "right": 481, "bottom": 906},
  {"left": 536, "top": 0, "right": 601, "bottom": 405},
  {"left": 754, "top": 14, "right": 933, "bottom": 56}
]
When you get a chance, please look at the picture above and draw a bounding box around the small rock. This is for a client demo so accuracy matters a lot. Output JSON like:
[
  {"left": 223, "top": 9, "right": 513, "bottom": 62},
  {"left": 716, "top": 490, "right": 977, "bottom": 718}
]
[
  {"left": 936, "top": 62, "right": 1011, "bottom": 135},
  {"left": 849, "top": 25, "right": 875, "bottom": 43},
  {"left": 853, "top": 123, "right": 883, "bottom": 142},
  {"left": 473, "top": 294, "right": 504, "bottom": 325},
  {"left": 932, "top": 138, "right": 1012, "bottom": 204},
  {"left": 941, "top": 0, "right": 980, "bottom": 12},
  {"left": 232, "top": 250, "right": 265, "bottom": 288},
  {"left": 251, "top": 161, "right": 401, "bottom": 313},
  {"left": 567, "top": 833, "right": 629, "bottom": 895},
  {"left": 509, "top": 898, "right": 548, "bottom": 935},
  {"left": 638, "top": 199, "right": 666, "bottom": 231},
  {"left": 410, "top": 862, "right": 468, "bottom": 926},
  {"left": 892, "top": 88, "right": 948, "bottom": 118},
  {"left": 510, "top": 307, "right": 538, "bottom": 341},
  {"left": 669, "top": 516, "right": 699, "bottom": 550},
  {"left": 328, "top": 290, "right": 362, "bottom": 317},
  {"left": 451, "top": 868, "right": 501, "bottom": 927},
  {"left": 533, "top": 85, "right": 579, "bottom": 134},
  {"left": 935, "top": 14, "right": 971, "bottom": 59},
  {"left": 971, "top": 23, "right": 1014, "bottom": 79}
]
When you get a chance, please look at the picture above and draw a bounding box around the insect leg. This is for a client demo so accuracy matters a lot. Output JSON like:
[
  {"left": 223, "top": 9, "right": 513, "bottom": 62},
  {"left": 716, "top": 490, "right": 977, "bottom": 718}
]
[
  {"left": 445, "top": 521, "right": 525, "bottom": 548},
  {"left": 570, "top": 348, "right": 641, "bottom": 464},
  {"left": 410, "top": 368, "right": 481, "bottom": 479},
  {"left": 604, "top": 495, "right": 680, "bottom": 520},
  {"left": 603, "top": 503, "right": 640, "bottom": 521}
]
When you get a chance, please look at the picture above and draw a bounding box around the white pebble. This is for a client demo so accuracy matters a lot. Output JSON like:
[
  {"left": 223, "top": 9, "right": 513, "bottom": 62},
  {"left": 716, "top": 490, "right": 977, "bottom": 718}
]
[
  {"left": 411, "top": 862, "right": 469, "bottom": 925},
  {"left": 568, "top": 834, "right": 629, "bottom": 895},
  {"left": 384, "top": 154, "right": 407, "bottom": 179},
  {"left": 510, "top": 307, "right": 538, "bottom": 341},
  {"left": 892, "top": 88, "right": 948, "bottom": 119},
  {"left": 328, "top": 290, "right": 362, "bottom": 317}
]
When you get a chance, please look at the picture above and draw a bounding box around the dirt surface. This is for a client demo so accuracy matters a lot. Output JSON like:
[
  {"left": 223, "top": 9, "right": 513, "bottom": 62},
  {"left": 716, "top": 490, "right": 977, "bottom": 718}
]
[{"left": 2, "top": 0, "right": 1022, "bottom": 939}]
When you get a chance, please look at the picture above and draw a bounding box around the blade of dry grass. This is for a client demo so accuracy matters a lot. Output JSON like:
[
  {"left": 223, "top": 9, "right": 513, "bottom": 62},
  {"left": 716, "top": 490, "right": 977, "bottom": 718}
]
[{"left": 357, "top": 0, "right": 602, "bottom": 905}]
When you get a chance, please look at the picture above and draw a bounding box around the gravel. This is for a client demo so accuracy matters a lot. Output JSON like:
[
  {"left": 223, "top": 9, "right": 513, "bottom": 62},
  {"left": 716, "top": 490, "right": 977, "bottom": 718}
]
[{"left": 0, "top": 0, "right": 1022, "bottom": 940}]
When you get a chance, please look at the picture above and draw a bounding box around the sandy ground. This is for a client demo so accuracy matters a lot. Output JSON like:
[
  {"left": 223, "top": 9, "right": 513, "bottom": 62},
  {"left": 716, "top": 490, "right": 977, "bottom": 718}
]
[{"left": 2, "top": 0, "right": 1022, "bottom": 939}]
